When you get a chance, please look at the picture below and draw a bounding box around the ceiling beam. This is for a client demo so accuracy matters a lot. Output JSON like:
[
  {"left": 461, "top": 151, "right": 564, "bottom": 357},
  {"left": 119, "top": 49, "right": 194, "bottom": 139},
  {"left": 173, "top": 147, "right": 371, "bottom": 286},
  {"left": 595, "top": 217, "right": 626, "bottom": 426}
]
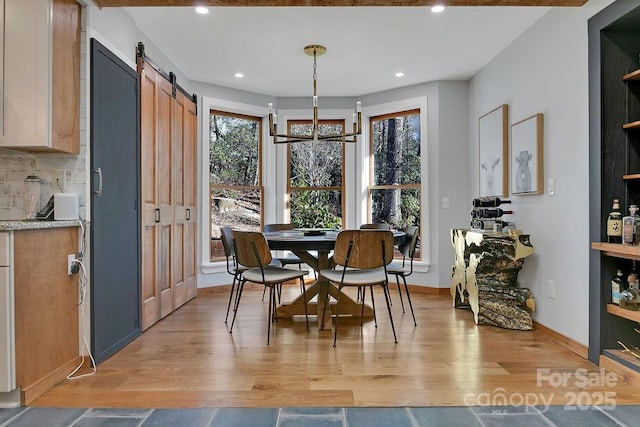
[{"left": 93, "top": 0, "right": 588, "bottom": 7}]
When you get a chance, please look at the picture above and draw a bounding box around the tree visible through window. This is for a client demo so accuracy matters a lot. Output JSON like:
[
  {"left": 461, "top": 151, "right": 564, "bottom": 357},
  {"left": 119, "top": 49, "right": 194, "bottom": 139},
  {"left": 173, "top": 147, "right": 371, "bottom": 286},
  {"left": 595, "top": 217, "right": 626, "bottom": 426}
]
[
  {"left": 209, "top": 110, "right": 263, "bottom": 261},
  {"left": 288, "top": 120, "right": 344, "bottom": 229},
  {"left": 370, "top": 109, "right": 421, "bottom": 231}
]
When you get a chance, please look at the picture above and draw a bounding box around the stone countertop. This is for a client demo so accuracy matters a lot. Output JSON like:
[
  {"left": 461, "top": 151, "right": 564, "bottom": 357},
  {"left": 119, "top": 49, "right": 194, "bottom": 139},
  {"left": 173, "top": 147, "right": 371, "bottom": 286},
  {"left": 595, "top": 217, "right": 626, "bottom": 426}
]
[{"left": 0, "top": 220, "right": 81, "bottom": 231}]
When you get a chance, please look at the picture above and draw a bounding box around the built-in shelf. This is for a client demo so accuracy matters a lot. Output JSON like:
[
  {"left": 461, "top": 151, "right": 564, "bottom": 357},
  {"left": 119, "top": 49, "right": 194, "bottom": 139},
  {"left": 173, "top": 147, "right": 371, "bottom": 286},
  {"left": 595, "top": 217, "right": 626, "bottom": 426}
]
[
  {"left": 623, "top": 174, "right": 640, "bottom": 180},
  {"left": 603, "top": 349, "right": 640, "bottom": 373},
  {"left": 607, "top": 303, "right": 640, "bottom": 322},
  {"left": 592, "top": 242, "right": 640, "bottom": 261},
  {"left": 623, "top": 120, "right": 640, "bottom": 129},
  {"left": 623, "top": 69, "right": 640, "bottom": 81}
]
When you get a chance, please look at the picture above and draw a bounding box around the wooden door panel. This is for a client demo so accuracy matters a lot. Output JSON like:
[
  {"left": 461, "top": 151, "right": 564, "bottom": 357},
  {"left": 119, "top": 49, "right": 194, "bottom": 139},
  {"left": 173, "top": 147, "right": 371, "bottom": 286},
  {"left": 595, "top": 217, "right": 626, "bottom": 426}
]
[
  {"left": 184, "top": 97, "right": 198, "bottom": 300},
  {"left": 139, "top": 62, "right": 160, "bottom": 330}
]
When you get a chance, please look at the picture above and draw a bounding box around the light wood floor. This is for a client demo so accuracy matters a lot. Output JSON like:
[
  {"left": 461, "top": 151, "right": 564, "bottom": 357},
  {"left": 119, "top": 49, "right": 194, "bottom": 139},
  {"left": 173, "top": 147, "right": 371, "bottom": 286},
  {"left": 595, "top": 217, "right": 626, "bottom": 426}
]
[{"left": 32, "top": 285, "right": 640, "bottom": 408}]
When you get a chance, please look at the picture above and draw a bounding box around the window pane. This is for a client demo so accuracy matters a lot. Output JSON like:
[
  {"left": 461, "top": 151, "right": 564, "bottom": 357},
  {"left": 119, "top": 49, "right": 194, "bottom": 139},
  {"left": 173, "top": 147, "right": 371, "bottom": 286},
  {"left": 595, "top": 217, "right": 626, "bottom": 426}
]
[
  {"left": 290, "top": 190, "right": 342, "bottom": 229},
  {"left": 209, "top": 114, "right": 259, "bottom": 186},
  {"left": 210, "top": 188, "right": 262, "bottom": 259},
  {"left": 372, "top": 114, "right": 421, "bottom": 186},
  {"left": 290, "top": 122, "right": 344, "bottom": 138},
  {"left": 290, "top": 140, "right": 343, "bottom": 188},
  {"left": 370, "top": 187, "right": 420, "bottom": 230}
]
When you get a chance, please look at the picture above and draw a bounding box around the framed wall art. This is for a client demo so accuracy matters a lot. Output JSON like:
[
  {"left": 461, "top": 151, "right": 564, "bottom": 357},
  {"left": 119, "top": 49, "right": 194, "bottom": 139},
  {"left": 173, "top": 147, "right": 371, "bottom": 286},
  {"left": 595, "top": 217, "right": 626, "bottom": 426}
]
[
  {"left": 510, "top": 113, "right": 544, "bottom": 195},
  {"left": 478, "top": 104, "right": 508, "bottom": 197}
]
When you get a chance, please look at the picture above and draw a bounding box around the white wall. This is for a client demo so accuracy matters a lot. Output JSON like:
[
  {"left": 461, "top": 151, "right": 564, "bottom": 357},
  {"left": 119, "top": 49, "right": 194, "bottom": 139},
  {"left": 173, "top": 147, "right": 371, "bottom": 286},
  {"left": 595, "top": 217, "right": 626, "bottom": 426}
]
[{"left": 468, "top": 0, "right": 614, "bottom": 345}]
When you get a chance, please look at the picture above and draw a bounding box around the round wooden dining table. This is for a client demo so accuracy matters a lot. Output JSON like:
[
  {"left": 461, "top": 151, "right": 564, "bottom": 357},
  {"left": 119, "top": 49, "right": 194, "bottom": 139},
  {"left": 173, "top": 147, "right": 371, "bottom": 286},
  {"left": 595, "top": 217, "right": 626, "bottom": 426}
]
[{"left": 265, "top": 229, "right": 405, "bottom": 330}]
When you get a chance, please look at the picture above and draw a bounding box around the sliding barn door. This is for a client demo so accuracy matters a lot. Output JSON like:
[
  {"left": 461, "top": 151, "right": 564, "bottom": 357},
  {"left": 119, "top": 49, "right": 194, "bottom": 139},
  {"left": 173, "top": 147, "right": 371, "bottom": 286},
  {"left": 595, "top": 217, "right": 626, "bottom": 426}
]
[
  {"left": 90, "top": 39, "right": 140, "bottom": 363},
  {"left": 139, "top": 53, "right": 197, "bottom": 330}
]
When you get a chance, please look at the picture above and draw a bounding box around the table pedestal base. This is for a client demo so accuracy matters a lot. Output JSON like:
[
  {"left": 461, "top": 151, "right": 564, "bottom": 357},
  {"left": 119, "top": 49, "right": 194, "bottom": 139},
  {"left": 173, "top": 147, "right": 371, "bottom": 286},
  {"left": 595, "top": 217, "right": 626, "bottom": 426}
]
[{"left": 275, "top": 281, "right": 374, "bottom": 330}]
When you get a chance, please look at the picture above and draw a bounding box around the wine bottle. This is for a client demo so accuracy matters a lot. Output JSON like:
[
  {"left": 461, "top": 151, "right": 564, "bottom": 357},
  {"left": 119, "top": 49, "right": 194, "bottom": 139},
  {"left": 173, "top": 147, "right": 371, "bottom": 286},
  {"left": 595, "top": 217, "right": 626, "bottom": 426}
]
[
  {"left": 472, "top": 197, "right": 512, "bottom": 208},
  {"left": 607, "top": 198, "right": 622, "bottom": 244},
  {"left": 611, "top": 269, "right": 625, "bottom": 305},
  {"left": 470, "top": 208, "right": 513, "bottom": 218}
]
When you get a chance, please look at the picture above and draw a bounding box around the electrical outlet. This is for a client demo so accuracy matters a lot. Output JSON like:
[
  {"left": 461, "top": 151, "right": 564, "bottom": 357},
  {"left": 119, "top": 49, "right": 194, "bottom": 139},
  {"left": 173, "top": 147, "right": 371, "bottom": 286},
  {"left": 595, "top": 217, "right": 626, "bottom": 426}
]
[
  {"left": 442, "top": 197, "right": 450, "bottom": 209},
  {"left": 67, "top": 254, "right": 75, "bottom": 276},
  {"left": 548, "top": 280, "right": 556, "bottom": 299}
]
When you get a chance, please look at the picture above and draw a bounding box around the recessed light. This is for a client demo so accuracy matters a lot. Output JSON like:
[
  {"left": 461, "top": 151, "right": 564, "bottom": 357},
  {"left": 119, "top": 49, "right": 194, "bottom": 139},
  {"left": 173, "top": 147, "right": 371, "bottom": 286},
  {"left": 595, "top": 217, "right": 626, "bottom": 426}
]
[
  {"left": 234, "top": 73, "right": 244, "bottom": 78},
  {"left": 431, "top": 5, "right": 445, "bottom": 13},
  {"left": 195, "top": 6, "right": 209, "bottom": 15},
  {"left": 395, "top": 72, "right": 405, "bottom": 78}
]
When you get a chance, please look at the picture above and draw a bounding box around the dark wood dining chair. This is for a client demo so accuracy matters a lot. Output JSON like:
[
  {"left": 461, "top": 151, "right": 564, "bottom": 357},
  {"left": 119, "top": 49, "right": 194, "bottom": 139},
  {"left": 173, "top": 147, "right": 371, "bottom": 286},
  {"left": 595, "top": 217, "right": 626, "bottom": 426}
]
[
  {"left": 319, "top": 230, "right": 397, "bottom": 347},
  {"left": 220, "top": 226, "right": 248, "bottom": 324},
  {"left": 231, "top": 230, "right": 309, "bottom": 345},
  {"left": 387, "top": 225, "right": 419, "bottom": 326}
]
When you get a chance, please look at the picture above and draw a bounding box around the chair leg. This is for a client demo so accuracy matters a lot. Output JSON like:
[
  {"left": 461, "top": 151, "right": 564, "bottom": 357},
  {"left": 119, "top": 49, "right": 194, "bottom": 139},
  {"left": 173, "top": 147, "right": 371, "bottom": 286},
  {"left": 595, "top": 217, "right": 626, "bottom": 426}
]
[
  {"left": 229, "top": 279, "right": 246, "bottom": 333},
  {"left": 359, "top": 286, "right": 366, "bottom": 327},
  {"left": 395, "top": 275, "right": 405, "bottom": 313},
  {"left": 402, "top": 275, "right": 417, "bottom": 326},
  {"left": 261, "top": 285, "right": 267, "bottom": 302},
  {"left": 333, "top": 286, "right": 342, "bottom": 347},
  {"left": 382, "top": 284, "right": 398, "bottom": 343},
  {"left": 277, "top": 283, "right": 282, "bottom": 304},
  {"left": 369, "top": 286, "right": 377, "bottom": 327},
  {"left": 267, "top": 286, "right": 274, "bottom": 345},
  {"left": 301, "top": 277, "right": 309, "bottom": 332},
  {"left": 224, "top": 273, "right": 238, "bottom": 324},
  {"left": 320, "top": 282, "right": 331, "bottom": 330}
]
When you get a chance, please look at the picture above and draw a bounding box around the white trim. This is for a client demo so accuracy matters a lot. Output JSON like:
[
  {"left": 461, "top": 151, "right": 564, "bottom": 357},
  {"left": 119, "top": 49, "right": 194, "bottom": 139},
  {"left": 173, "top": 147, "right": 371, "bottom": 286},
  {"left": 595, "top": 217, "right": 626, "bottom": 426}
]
[
  {"left": 199, "top": 97, "right": 269, "bottom": 270},
  {"left": 361, "top": 96, "right": 431, "bottom": 270}
]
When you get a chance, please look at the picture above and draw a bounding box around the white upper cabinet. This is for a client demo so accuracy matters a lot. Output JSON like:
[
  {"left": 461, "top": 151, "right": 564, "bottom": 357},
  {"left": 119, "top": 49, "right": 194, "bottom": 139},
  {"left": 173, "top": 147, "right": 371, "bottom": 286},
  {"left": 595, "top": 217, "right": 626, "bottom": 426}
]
[{"left": 0, "top": 0, "right": 80, "bottom": 154}]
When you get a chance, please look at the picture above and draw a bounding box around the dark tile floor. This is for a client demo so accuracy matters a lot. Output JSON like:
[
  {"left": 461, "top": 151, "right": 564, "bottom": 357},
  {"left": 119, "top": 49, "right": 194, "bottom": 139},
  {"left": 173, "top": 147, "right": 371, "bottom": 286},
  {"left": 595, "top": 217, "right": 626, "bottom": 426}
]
[{"left": 1, "top": 405, "right": 639, "bottom": 426}]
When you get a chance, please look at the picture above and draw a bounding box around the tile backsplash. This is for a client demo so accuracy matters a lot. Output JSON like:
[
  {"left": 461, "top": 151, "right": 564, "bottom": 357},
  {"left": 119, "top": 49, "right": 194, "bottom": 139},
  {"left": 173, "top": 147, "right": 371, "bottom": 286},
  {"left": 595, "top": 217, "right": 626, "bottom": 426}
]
[{"left": 0, "top": 147, "right": 87, "bottom": 221}]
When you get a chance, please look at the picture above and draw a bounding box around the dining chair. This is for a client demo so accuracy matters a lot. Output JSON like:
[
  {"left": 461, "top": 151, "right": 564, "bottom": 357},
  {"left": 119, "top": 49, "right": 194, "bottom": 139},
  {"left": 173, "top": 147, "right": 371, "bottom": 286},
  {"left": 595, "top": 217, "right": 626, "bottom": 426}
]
[
  {"left": 264, "top": 223, "right": 316, "bottom": 289},
  {"left": 386, "top": 225, "right": 419, "bottom": 326},
  {"left": 230, "top": 230, "right": 309, "bottom": 345},
  {"left": 220, "top": 226, "right": 247, "bottom": 324},
  {"left": 320, "top": 230, "right": 397, "bottom": 347},
  {"left": 359, "top": 223, "right": 391, "bottom": 230},
  {"left": 356, "top": 223, "right": 392, "bottom": 303}
]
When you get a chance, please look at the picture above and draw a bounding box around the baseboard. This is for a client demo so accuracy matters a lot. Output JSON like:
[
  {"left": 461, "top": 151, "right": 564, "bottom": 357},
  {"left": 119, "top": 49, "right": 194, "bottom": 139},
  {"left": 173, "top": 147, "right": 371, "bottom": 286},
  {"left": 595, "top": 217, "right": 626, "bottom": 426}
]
[
  {"left": 21, "top": 358, "right": 81, "bottom": 405},
  {"left": 198, "top": 282, "right": 450, "bottom": 297},
  {"left": 533, "top": 321, "right": 588, "bottom": 360}
]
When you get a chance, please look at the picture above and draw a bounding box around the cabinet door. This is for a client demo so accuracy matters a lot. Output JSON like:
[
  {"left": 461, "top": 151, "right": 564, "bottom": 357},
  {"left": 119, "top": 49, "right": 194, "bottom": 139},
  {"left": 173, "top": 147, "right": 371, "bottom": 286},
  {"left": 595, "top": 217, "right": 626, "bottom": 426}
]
[
  {"left": 184, "top": 95, "right": 198, "bottom": 301},
  {"left": 0, "top": 265, "right": 14, "bottom": 393},
  {"left": 1, "top": 0, "right": 50, "bottom": 147},
  {"left": 0, "top": 0, "right": 79, "bottom": 153}
]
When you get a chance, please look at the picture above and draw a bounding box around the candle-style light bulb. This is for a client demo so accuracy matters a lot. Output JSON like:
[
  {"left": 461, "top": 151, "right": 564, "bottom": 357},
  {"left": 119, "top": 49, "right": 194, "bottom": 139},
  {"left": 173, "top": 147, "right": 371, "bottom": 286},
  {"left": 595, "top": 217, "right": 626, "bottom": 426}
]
[
  {"left": 268, "top": 103, "right": 273, "bottom": 115},
  {"left": 313, "top": 96, "right": 318, "bottom": 107},
  {"left": 356, "top": 101, "right": 361, "bottom": 112},
  {"left": 352, "top": 113, "right": 357, "bottom": 124}
]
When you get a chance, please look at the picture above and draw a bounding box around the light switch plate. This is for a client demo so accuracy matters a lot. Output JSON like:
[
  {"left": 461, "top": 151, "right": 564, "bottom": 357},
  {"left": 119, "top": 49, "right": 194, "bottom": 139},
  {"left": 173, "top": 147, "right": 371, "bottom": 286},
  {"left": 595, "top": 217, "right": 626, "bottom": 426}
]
[
  {"left": 442, "top": 197, "right": 450, "bottom": 209},
  {"left": 548, "top": 178, "right": 556, "bottom": 196}
]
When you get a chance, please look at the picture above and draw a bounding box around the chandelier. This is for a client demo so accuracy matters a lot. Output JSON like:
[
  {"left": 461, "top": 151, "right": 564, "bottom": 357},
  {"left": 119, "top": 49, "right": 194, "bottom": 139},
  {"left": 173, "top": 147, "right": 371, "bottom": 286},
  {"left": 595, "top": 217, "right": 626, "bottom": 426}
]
[{"left": 268, "top": 44, "right": 362, "bottom": 144}]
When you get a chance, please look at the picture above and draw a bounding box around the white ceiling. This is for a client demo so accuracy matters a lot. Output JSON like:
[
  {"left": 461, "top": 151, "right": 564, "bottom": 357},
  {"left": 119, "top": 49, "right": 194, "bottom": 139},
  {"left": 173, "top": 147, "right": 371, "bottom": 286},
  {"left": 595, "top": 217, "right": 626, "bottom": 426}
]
[{"left": 124, "top": 6, "right": 553, "bottom": 97}]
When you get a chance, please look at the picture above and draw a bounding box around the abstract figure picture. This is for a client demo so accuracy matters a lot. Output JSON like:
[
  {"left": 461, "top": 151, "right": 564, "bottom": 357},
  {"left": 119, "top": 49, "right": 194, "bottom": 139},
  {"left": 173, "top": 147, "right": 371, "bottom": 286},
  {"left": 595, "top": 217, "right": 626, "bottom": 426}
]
[
  {"left": 511, "top": 113, "right": 543, "bottom": 195},
  {"left": 479, "top": 105, "right": 508, "bottom": 197}
]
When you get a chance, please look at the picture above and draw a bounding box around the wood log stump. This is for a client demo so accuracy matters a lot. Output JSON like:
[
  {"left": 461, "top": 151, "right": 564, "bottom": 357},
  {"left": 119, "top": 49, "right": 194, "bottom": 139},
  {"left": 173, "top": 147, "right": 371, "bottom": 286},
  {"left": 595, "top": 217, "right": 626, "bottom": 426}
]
[{"left": 450, "top": 228, "right": 535, "bottom": 330}]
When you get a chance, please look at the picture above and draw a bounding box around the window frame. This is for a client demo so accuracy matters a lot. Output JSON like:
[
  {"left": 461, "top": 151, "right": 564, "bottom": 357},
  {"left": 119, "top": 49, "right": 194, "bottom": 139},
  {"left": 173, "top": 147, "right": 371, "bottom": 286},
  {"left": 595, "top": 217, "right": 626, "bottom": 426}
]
[
  {"left": 368, "top": 108, "right": 423, "bottom": 260},
  {"left": 209, "top": 109, "right": 264, "bottom": 262}
]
